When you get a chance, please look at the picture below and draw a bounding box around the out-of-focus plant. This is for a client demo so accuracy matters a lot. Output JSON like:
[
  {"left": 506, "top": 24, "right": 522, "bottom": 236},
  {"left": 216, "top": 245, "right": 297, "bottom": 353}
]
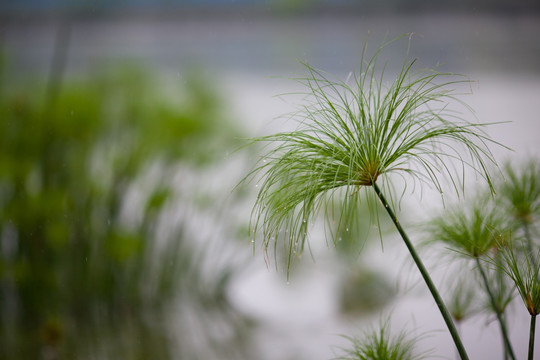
[
  {"left": 334, "top": 318, "right": 429, "bottom": 360},
  {"left": 498, "top": 159, "right": 540, "bottom": 269},
  {"left": 439, "top": 266, "right": 482, "bottom": 332},
  {"left": 329, "top": 195, "right": 396, "bottom": 315},
  {"left": 497, "top": 240, "right": 540, "bottom": 360},
  {"left": 425, "top": 158, "right": 540, "bottom": 360},
  {"left": 0, "top": 61, "right": 251, "bottom": 359},
  {"left": 426, "top": 199, "right": 516, "bottom": 359},
  {"left": 240, "top": 34, "right": 501, "bottom": 359},
  {"left": 495, "top": 159, "right": 540, "bottom": 360}
]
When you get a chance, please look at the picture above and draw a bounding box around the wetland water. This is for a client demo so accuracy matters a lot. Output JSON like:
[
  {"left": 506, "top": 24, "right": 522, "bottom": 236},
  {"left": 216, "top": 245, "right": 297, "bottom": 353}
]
[{"left": 3, "top": 11, "right": 540, "bottom": 359}]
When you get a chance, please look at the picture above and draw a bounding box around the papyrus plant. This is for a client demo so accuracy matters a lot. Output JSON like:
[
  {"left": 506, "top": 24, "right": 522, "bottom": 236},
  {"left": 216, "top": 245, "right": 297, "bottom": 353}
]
[
  {"left": 497, "top": 241, "right": 540, "bottom": 360},
  {"left": 499, "top": 159, "right": 540, "bottom": 270},
  {"left": 495, "top": 159, "right": 540, "bottom": 360},
  {"left": 426, "top": 159, "right": 540, "bottom": 360},
  {"left": 427, "top": 200, "right": 516, "bottom": 360},
  {"left": 241, "top": 34, "right": 500, "bottom": 360},
  {"left": 335, "top": 318, "right": 429, "bottom": 360}
]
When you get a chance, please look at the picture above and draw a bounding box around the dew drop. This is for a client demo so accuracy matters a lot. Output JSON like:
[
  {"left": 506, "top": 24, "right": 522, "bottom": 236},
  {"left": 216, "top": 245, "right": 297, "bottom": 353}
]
[{"left": 346, "top": 227, "right": 349, "bottom": 232}]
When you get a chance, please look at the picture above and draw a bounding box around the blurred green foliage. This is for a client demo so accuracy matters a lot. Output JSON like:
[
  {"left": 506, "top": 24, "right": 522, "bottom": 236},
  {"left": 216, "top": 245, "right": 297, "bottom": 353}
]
[{"left": 0, "top": 60, "right": 249, "bottom": 359}]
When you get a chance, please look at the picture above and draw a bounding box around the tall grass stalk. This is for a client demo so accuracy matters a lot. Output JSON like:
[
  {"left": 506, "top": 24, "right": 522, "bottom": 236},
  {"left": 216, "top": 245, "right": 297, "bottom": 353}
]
[{"left": 242, "top": 34, "right": 501, "bottom": 359}]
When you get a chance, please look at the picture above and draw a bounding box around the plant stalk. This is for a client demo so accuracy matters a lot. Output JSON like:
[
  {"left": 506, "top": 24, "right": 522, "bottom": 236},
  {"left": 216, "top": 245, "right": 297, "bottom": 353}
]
[
  {"left": 529, "top": 314, "right": 537, "bottom": 360},
  {"left": 372, "top": 181, "right": 469, "bottom": 360},
  {"left": 474, "top": 256, "right": 516, "bottom": 360}
]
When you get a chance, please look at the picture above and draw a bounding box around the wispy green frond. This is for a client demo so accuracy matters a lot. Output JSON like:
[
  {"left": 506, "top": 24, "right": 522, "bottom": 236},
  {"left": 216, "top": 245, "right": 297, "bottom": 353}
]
[
  {"left": 335, "top": 319, "right": 428, "bottom": 360},
  {"left": 242, "top": 34, "right": 500, "bottom": 276},
  {"left": 497, "top": 242, "right": 540, "bottom": 316},
  {"left": 427, "top": 197, "right": 517, "bottom": 358},
  {"left": 426, "top": 197, "right": 508, "bottom": 258},
  {"left": 499, "top": 158, "right": 540, "bottom": 224}
]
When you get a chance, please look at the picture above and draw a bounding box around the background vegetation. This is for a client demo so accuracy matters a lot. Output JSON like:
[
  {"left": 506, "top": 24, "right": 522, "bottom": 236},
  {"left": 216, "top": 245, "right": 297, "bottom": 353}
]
[{"left": 0, "top": 58, "right": 254, "bottom": 359}]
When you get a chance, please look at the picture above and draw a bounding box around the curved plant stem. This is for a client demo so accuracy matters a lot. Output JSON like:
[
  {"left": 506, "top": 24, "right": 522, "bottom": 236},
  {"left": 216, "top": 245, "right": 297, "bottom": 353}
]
[
  {"left": 372, "top": 181, "right": 469, "bottom": 360},
  {"left": 474, "top": 257, "right": 516, "bottom": 360},
  {"left": 529, "top": 315, "right": 537, "bottom": 360}
]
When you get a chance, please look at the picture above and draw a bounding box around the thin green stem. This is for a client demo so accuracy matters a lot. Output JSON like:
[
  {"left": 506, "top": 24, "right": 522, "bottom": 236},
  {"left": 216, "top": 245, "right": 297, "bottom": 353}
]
[
  {"left": 474, "top": 256, "right": 516, "bottom": 360},
  {"left": 529, "top": 314, "right": 537, "bottom": 360},
  {"left": 502, "top": 313, "right": 510, "bottom": 360},
  {"left": 455, "top": 321, "right": 462, "bottom": 360},
  {"left": 372, "top": 181, "right": 469, "bottom": 360}
]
